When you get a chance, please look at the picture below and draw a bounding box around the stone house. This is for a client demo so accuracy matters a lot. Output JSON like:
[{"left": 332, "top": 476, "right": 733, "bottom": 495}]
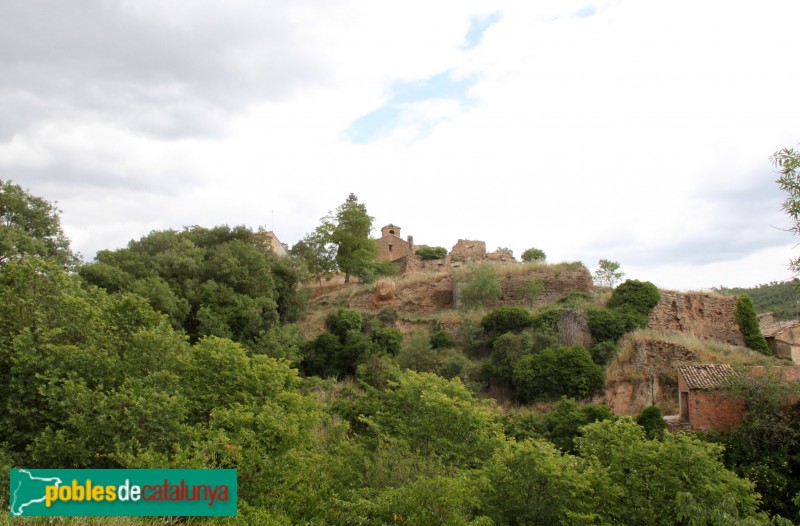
[
  {"left": 375, "top": 224, "right": 414, "bottom": 263},
  {"left": 677, "top": 364, "right": 800, "bottom": 432},
  {"left": 759, "top": 313, "right": 800, "bottom": 363}
]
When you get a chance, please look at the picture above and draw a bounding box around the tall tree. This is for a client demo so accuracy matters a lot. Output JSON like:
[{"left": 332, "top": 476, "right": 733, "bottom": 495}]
[
  {"left": 0, "top": 179, "right": 76, "bottom": 268},
  {"left": 774, "top": 145, "right": 800, "bottom": 274},
  {"left": 318, "top": 193, "right": 378, "bottom": 283}
]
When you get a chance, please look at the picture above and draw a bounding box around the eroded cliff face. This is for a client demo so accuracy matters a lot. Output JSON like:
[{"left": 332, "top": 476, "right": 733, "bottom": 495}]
[
  {"left": 604, "top": 338, "right": 696, "bottom": 416},
  {"left": 348, "top": 265, "right": 594, "bottom": 314},
  {"left": 648, "top": 291, "right": 744, "bottom": 347}
]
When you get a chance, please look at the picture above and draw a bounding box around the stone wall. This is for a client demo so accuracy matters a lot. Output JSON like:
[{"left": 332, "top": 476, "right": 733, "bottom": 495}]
[
  {"left": 452, "top": 266, "right": 593, "bottom": 310},
  {"left": 684, "top": 389, "right": 746, "bottom": 432},
  {"left": 648, "top": 290, "right": 744, "bottom": 347},
  {"left": 605, "top": 338, "right": 696, "bottom": 416}
]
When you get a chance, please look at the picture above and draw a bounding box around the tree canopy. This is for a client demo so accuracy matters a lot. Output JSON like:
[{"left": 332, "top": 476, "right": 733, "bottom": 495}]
[
  {"left": 0, "top": 179, "right": 76, "bottom": 269},
  {"left": 79, "top": 225, "right": 306, "bottom": 350}
]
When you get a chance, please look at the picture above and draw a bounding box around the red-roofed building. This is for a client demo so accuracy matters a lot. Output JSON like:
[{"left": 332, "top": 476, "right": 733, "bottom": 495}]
[{"left": 677, "top": 364, "right": 800, "bottom": 432}]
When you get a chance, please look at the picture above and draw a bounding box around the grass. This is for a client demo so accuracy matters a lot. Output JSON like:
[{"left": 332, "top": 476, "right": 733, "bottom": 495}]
[{"left": 606, "top": 329, "right": 786, "bottom": 384}]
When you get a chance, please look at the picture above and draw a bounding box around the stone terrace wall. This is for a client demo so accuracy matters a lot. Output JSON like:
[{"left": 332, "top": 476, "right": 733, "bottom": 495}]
[{"left": 648, "top": 290, "right": 744, "bottom": 347}]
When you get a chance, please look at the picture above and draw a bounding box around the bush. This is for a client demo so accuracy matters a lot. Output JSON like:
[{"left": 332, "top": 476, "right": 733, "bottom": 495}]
[
  {"left": 513, "top": 345, "right": 605, "bottom": 403},
  {"left": 481, "top": 306, "right": 533, "bottom": 335},
  {"left": 636, "top": 406, "right": 666, "bottom": 439},
  {"left": 415, "top": 245, "right": 448, "bottom": 261},
  {"left": 590, "top": 340, "right": 618, "bottom": 365},
  {"left": 736, "top": 295, "right": 771, "bottom": 354},
  {"left": 459, "top": 265, "right": 501, "bottom": 310},
  {"left": 521, "top": 248, "right": 546, "bottom": 263},
  {"left": 607, "top": 279, "right": 661, "bottom": 315},
  {"left": 430, "top": 329, "right": 455, "bottom": 350},
  {"left": 326, "top": 309, "right": 363, "bottom": 342},
  {"left": 586, "top": 306, "right": 647, "bottom": 342},
  {"left": 371, "top": 326, "right": 403, "bottom": 356},
  {"left": 545, "top": 398, "right": 614, "bottom": 452}
]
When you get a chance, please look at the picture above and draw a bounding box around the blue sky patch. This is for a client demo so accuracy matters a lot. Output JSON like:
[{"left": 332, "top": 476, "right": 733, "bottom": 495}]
[
  {"left": 461, "top": 12, "right": 502, "bottom": 49},
  {"left": 344, "top": 71, "right": 477, "bottom": 144},
  {"left": 574, "top": 4, "right": 597, "bottom": 18}
]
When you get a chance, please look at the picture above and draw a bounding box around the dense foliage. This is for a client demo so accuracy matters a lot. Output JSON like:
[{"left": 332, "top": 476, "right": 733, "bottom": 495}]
[
  {"left": 481, "top": 306, "right": 532, "bottom": 335},
  {"left": 0, "top": 179, "right": 77, "bottom": 269},
  {"left": 607, "top": 278, "right": 661, "bottom": 314},
  {"left": 736, "top": 294, "right": 771, "bottom": 354},
  {"left": 0, "top": 185, "right": 792, "bottom": 524},
  {"left": 79, "top": 226, "right": 307, "bottom": 351},
  {"left": 716, "top": 279, "right": 800, "bottom": 321}
]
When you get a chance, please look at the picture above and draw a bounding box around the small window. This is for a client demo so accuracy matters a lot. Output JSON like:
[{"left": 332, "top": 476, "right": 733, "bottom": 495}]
[
  {"left": 388, "top": 244, "right": 393, "bottom": 253},
  {"left": 389, "top": 229, "right": 395, "bottom": 235}
]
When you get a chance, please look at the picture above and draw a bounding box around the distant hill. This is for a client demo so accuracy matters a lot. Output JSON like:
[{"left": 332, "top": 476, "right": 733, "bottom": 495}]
[{"left": 714, "top": 279, "right": 800, "bottom": 321}]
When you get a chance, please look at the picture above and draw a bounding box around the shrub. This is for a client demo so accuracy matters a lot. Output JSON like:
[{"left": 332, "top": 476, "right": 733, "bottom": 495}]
[
  {"left": 586, "top": 306, "right": 647, "bottom": 342},
  {"left": 521, "top": 248, "right": 546, "bottom": 263},
  {"left": 481, "top": 306, "right": 533, "bottom": 335},
  {"left": 459, "top": 265, "right": 501, "bottom": 310},
  {"left": 430, "top": 329, "right": 455, "bottom": 350},
  {"left": 513, "top": 345, "right": 605, "bottom": 403},
  {"left": 371, "top": 326, "right": 403, "bottom": 356},
  {"left": 545, "top": 398, "right": 614, "bottom": 452},
  {"left": 736, "top": 294, "right": 771, "bottom": 354},
  {"left": 607, "top": 279, "right": 661, "bottom": 315},
  {"left": 326, "top": 309, "right": 363, "bottom": 342},
  {"left": 636, "top": 406, "right": 666, "bottom": 439},
  {"left": 531, "top": 307, "right": 561, "bottom": 336},
  {"left": 415, "top": 245, "right": 448, "bottom": 261},
  {"left": 590, "top": 340, "right": 617, "bottom": 365}
]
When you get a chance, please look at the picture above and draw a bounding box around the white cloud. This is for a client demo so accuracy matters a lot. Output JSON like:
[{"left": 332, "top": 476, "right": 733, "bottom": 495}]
[{"left": 2, "top": 0, "right": 800, "bottom": 289}]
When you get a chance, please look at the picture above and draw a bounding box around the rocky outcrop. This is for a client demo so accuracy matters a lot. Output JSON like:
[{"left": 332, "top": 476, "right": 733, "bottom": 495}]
[
  {"left": 648, "top": 291, "right": 744, "bottom": 347},
  {"left": 559, "top": 308, "right": 592, "bottom": 348}
]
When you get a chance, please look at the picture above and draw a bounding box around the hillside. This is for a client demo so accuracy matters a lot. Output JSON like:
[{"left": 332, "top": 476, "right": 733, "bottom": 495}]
[{"left": 716, "top": 279, "right": 800, "bottom": 321}]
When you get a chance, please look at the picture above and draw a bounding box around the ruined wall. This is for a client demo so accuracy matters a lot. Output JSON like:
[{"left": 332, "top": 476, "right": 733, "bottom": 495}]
[
  {"left": 448, "top": 239, "right": 487, "bottom": 264},
  {"left": 605, "top": 338, "right": 696, "bottom": 416},
  {"left": 648, "top": 290, "right": 744, "bottom": 347}
]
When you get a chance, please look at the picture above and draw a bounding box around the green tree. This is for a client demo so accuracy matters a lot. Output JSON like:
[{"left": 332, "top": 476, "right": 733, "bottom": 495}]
[
  {"left": 521, "top": 247, "right": 546, "bottom": 263},
  {"left": 0, "top": 179, "right": 76, "bottom": 268},
  {"left": 736, "top": 294, "right": 771, "bottom": 354},
  {"left": 607, "top": 279, "right": 661, "bottom": 314},
  {"left": 594, "top": 258, "right": 624, "bottom": 288},
  {"left": 79, "top": 225, "right": 295, "bottom": 349},
  {"left": 513, "top": 345, "right": 605, "bottom": 403},
  {"left": 576, "top": 418, "right": 761, "bottom": 525},
  {"left": 316, "top": 193, "right": 379, "bottom": 283},
  {"left": 774, "top": 145, "right": 800, "bottom": 274}
]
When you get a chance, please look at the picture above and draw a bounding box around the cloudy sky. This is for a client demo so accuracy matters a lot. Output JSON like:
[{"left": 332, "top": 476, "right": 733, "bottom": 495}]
[{"left": 2, "top": 0, "right": 800, "bottom": 290}]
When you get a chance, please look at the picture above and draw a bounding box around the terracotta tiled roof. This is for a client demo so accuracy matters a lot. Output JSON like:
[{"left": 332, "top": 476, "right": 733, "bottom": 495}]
[
  {"left": 760, "top": 319, "right": 800, "bottom": 338},
  {"left": 678, "top": 364, "right": 738, "bottom": 390}
]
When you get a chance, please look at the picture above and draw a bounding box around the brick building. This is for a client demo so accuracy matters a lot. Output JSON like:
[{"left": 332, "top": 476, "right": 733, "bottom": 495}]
[{"left": 678, "top": 364, "right": 800, "bottom": 432}]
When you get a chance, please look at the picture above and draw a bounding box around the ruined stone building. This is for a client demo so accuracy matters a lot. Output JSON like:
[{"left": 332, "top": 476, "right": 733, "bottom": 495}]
[
  {"left": 375, "top": 224, "right": 413, "bottom": 263},
  {"left": 759, "top": 313, "right": 800, "bottom": 363}
]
